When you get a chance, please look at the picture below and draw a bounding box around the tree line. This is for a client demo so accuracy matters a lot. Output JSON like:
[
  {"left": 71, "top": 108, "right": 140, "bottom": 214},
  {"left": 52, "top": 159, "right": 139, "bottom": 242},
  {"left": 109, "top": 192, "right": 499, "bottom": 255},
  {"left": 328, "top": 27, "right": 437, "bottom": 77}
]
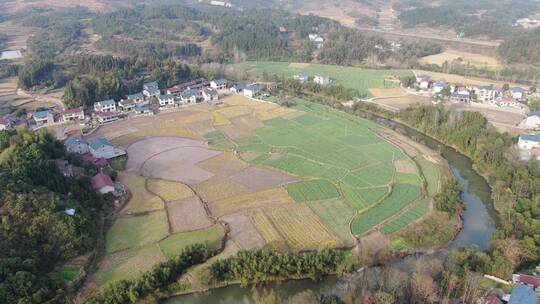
[{"left": 0, "top": 128, "right": 104, "bottom": 303}]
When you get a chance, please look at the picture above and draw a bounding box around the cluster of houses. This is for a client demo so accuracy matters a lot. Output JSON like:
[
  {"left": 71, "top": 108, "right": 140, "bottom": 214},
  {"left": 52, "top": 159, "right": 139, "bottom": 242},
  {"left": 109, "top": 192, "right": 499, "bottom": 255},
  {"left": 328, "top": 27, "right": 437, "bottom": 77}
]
[
  {"left": 484, "top": 273, "right": 540, "bottom": 304},
  {"left": 515, "top": 18, "right": 540, "bottom": 29},
  {"left": 293, "top": 73, "right": 332, "bottom": 86},
  {"left": 415, "top": 75, "right": 529, "bottom": 109},
  {"left": 64, "top": 136, "right": 126, "bottom": 196}
]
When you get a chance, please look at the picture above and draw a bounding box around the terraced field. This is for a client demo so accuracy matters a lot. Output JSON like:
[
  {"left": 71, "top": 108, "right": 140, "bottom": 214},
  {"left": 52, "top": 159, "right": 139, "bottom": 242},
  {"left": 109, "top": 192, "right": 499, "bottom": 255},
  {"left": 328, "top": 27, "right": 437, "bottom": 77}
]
[{"left": 92, "top": 94, "right": 441, "bottom": 288}]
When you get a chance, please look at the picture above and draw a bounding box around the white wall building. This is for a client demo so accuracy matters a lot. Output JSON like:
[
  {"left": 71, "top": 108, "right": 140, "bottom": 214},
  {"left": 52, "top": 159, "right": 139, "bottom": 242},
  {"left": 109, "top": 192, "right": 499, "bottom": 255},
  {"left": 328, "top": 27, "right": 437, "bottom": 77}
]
[
  {"left": 314, "top": 75, "right": 331, "bottom": 86},
  {"left": 518, "top": 134, "right": 540, "bottom": 150},
  {"left": 94, "top": 99, "right": 116, "bottom": 112}
]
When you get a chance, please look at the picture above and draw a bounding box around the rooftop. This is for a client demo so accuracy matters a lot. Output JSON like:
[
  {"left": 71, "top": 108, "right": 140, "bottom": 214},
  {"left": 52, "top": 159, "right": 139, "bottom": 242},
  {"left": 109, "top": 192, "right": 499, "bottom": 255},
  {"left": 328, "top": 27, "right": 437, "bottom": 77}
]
[
  {"left": 96, "top": 99, "right": 115, "bottom": 106},
  {"left": 91, "top": 172, "right": 114, "bottom": 190},
  {"left": 62, "top": 107, "right": 84, "bottom": 115},
  {"left": 90, "top": 138, "right": 113, "bottom": 150},
  {"left": 127, "top": 93, "right": 144, "bottom": 100},
  {"left": 509, "top": 285, "right": 537, "bottom": 304},
  {"left": 65, "top": 136, "right": 88, "bottom": 146},
  {"left": 528, "top": 111, "right": 540, "bottom": 117},
  {"left": 520, "top": 134, "right": 540, "bottom": 142},
  {"left": 33, "top": 110, "right": 52, "bottom": 119},
  {"left": 212, "top": 79, "right": 227, "bottom": 85}
]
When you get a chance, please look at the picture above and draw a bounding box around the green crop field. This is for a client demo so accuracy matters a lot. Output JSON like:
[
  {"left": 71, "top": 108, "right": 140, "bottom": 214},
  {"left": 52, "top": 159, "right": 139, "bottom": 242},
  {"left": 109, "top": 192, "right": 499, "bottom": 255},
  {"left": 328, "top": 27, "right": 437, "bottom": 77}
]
[
  {"left": 105, "top": 211, "right": 169, "bottom": 253},
  {"left": 416, "top": 156, "right": 440, "bottom": 197},
  {"left": 159, "top": 225, "right": 225, "bottom": 258},
  {"left": 351, "top": 184, "right": 423, "bottom": 235},
  {"left": 286, "top": 179, "right": 340, "bottom": 202},
  {"left": 380, "top": 198, "right": 431, "bottom": 234},
  {"left": 235, "top": 61, "right": 414, "bottom": 97}
]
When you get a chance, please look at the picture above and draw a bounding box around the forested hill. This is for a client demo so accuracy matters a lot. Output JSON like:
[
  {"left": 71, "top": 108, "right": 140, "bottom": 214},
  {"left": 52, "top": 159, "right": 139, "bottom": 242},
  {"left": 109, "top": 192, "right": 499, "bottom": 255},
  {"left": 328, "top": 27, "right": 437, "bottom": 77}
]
[
  {"left": 499, "top": 29, "right": 540, "bottom": 64},
  {"left": 0, "top": 128, "right": 104, "bottom": 303}
]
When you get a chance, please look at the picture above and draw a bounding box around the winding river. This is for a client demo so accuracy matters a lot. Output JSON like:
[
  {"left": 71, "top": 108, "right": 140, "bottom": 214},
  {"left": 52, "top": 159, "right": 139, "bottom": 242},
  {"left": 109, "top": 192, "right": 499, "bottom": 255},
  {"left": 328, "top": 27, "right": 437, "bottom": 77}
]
[{"left": 166, "top": 115, "right": 497, "bottom": 304}]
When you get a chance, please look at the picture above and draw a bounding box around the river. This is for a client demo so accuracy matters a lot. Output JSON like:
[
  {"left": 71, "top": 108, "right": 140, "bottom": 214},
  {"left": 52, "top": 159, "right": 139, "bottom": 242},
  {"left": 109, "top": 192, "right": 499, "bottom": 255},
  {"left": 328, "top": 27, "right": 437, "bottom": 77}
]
[{"left": 166, "top": 115, "right": 497, "bottom": 304}]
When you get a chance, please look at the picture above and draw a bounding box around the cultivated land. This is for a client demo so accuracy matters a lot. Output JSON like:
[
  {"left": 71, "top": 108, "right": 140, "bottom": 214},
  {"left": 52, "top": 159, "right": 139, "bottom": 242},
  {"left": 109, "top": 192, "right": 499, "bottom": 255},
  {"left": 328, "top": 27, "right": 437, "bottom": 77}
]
[
  {"left": 89, "top": 94, "right": 442, "bottom": 288},
  {"left": 236, "top": 61, "right": 414, "bottom": 97},
  {"left": 419, "top": 50, "right": 501, "bottom": 70}
]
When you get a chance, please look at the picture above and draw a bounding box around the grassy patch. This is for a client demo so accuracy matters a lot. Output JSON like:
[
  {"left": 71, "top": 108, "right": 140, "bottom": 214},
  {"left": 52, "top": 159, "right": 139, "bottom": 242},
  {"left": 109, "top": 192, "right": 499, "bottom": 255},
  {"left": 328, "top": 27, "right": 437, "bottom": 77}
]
[
  {"left": 105, "top": 211, "right": 169, "bottom": 253},
  {"left": 109, "top": 155, "right": 127, "bottom": 171},
  {"left": 51, "top": 267, "right": 79, "bottom": 283},
  {"left": 159, "top": 225, "right": 225, "bottom": 258},
  {"left": 380, "top": 198, "right": 430, "bottom": 234},
  {"left": 204, "top": 131, "right": 234, "bottom": 151},
  {"left": 286, "top": 179, "right": 340, "bottom": 202},
  {"left": 309, "top": 199, "right": 356, "bottom": 246}
]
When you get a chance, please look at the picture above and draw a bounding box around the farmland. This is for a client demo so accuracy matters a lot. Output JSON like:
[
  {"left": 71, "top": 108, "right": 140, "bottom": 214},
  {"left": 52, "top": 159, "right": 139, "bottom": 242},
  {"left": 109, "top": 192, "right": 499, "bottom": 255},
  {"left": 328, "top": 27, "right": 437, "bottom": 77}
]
[
  {"left": 235, "top": 61, "right": 413, "bottom": 97},
  {"left": 90, "top": 94, "right": 442, "bottom": 289}
]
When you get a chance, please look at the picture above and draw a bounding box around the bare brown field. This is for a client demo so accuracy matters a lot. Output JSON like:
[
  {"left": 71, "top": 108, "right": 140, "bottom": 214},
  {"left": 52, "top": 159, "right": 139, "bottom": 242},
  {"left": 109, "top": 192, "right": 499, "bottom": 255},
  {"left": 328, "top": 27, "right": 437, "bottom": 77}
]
[
  {"left": 419, "top": 50, "right": 501, "bottom": 68},
  {"left": 209, "top": 187, "right": 295, "bottom": 217},
  {"left": 296, "top": 0, "right": 376, "bottom": 27},
  {"left": 264, "top": 205, "right": 342, "bottom": 250},
  {"left": 194, "top": 176, "right": 252, "bottom": 203},
  {"left": 185, "top": 119, "right": 215, "bottom": 135},
  {"left": 394, "top": 159, "right": 418, "bottom": 174},
  {"left": 414, "top": 70, "right": 525, "bottom": 87},
  {"left": 251, "top": 211, "right": 288, "bottom": 251},
  {"left": 221, "top": 212, "right": 266, "bottom": 250},
  {"left": 373, "top": 95, "right": 431, "bottom": 110},
  {"left": 142, "top": 147, "right": 220, "bottom": 184},
  {"left": 167, "top": 196, "right": 213, "bottom": 233},
  {"left": 369, "top": 87, "right": 406, "bottom": 98},
  {"left": 197, "top": 152, "right": 250, "bottom": 177},
  {"left": 216, "top": 123, "right": 255, "bottom": 140},
  {"left": 288, "top": 62, "right": 310, "bottom": 69},
  {"left": 229, "top": 166, "right": 300, "bottom": 192}
]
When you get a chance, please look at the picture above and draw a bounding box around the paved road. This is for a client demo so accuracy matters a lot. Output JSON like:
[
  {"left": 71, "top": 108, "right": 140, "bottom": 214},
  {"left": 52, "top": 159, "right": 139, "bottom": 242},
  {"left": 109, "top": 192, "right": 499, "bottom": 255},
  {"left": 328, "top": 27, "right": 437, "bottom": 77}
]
[{"left": 356, "top": 27, "right": 501, "bottom": 48}]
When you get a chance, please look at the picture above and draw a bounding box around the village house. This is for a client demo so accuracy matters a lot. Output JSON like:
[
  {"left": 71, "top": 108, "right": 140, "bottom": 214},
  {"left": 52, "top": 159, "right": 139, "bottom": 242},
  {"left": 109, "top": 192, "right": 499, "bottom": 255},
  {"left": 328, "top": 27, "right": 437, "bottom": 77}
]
[
  {"left": 450, "top": 92, "right": 471, "bottom": 103},
  {"left": 180, "top": 89, "right": 199, "bottom": 104},
  {"left": 523, "top": 111, "right": 540, "bottom": 129},
  {"left": 65, "top": 137, "right": 90, "bottom": 154},
  {"left": 243, "top": 84, "right": 262, "bottom": 98},
  {"left": 497, "top": 97, "right": 522, "bottom": 108},
  {"left": 95, "top": 111, "right": 120, "bottom": 124},
  {"left": 432, "top": 81, "right": 449, "bottom": 94},
  {"left": 91, "top": 172, "right": 115, "bottom": 195},
  {"left": 125, "top": 93, "right": 146, "bottom": 105},
  {"left": 231, "top": 83, "right": 246, "bottom": 94},
  {"left": 475, "top": 85, "right": 501, "bottom": 103},
  {"left": 61, "top": 107, "right": 85, "bottom": 122},
  {"left": 0, "top": 117, "right": 12, "bottom": 130},
  {"left": 202, "top": 88, "right": 219, "bottom": 102},
  {"left": 94, "top": 99, "right": 116, "bottom": 113},
  {"left": 294, "top": 73, "right": 309, "bottom": 84},
  {"left": 210, "top": 79, "right": 228, "bottom": 90},
  {"left": 167, "top": 85, "right": 183, "bottom": 96},
  {"left": 308, "top": 33, "right": 324, "bottom": 49},
  {"left": 511, "top": 87, "right": 527, "bottom": 101},
  {"left": 134, "top": 104, "right": 154, "bottom": 117},
  {"left": 143, "top": 81, "right": 160, "bottom": 97},
  {"left": 89, "top": 137, "right": 125, "bottom": 159},
  {"left": 518, "top": 134, "right": 540, "bottom": 150},
  {"left": 416, "top": 76, "right": 431, "bottom": 90},
  {"left": 314, "top": 75, "right": 331, "bottom": 86},
  {"left": 158, "top": 94, "right": 176, "bottom": 108},
  {"left": 118, "top": 98, "right": 137, "bottom": 112},
  {"left": 33, "top": 110, "right": 55, "bottom": 126}
]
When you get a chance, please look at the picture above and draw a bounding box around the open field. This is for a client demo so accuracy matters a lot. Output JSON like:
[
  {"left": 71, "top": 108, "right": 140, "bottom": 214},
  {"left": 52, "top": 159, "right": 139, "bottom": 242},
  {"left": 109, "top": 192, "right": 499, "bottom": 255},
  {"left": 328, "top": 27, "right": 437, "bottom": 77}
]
[
  {"left": 419, "top": 50, "right": 501, "bottom": 69},
  {"left": 380, "top": 198, "right": 431, "bottom": 234},
  {"left": 91, "top": 94, "right": 442, "bottom": 289},
  {"left": 414, "top": 70, "right": 526, "bottom": 88},
  {"left": 370, "top": 95, "right": 432, "bottom": 110},
  {"left": 236, "top": 61, "right": 413, "bottom": 97}
]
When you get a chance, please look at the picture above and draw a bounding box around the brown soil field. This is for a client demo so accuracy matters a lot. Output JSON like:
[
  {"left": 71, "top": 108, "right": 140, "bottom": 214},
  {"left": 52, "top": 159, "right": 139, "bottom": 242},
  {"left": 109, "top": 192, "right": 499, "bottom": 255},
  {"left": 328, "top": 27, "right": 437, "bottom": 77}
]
[
  {"left": 167, "top": 196, "right": 213, "bottom": 233},
  {"left": 229, "top": 166, "right": 301, "bottom": 192},
  {"left": 125, "top": 137, "right": 208, "bottom": 174},
  {"left": 419, "top": 50, "right": 501, "bottom": 68},
  {"left": 194, "top": 176, "right": 252, "bottom": 203},
  {"left": 221, "top": 212, "right": 266, "bottom": 250},
  {"left": 250, "top": 211, "right": 288, "bottom": 251},
  {"left": 185, "top": 119, "right": 216, "bottom": 135},
  {"left": 119, "top": 173, "right": 164, "bottom": 214},
  {"left": 296, "top": 0, "right": 375, "bottom": 27},
  {"left": 394, "top": 159, "right": 418, "bottom": 174},
  {"left": 231, "top": 114, "right": 265, "bottom": 130},
  {"left": 146, "top": 179, "right": 194, "bottom": 202},
  {"left": 288, "top": 62, "right": 310, "bottom": 69},
  {"left": 372, "top": 95, "right": 431, "bottom": 110},
  {"left": 141, "top": 146, "right": 220, "bottom": 184},
  {"left": 369, "top": 87, "right": 406, "bottom": 97},
  {"left": 414, "top": 70, "right": 526, "bottom": 88},
  {"left": 264, "top": 205, "right": 342, "bottom": 250},
  {"left": 208, "top": 187, "right": 295, "bottom": 217},
  {"left": 197, "top": 152, "right": 250, "bottom": 177},
  {"left": 215, "top": 105, "right": 252, "bottom": 119},
  {"left": 216, "top": 124, "right": 255, "bottom": 140}
]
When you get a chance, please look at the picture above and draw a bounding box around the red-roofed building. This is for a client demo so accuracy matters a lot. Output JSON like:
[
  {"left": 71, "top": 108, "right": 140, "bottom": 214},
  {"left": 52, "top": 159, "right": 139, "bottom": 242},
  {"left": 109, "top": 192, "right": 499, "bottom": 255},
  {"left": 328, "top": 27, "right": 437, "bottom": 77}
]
[
  {"left": 91, "top": 172, "right": 115, "bottom": 194},
  {"left": 94, "top": 158, "right": 109, "bottom": 168},
  {"left": 0, "top": 117, "right": 12, "bottom": 130},
  {"left": 481, "top": 295, "right": 502, "bottom": 304},
  {"left": 61, "top": 107, "right": 85, "bottom": 122},
  {"left": 515, "top": 274, "right": 540, "bottom": 288},
  {"left": 530, "top": 147, "right": 540, "bottom": 159}
]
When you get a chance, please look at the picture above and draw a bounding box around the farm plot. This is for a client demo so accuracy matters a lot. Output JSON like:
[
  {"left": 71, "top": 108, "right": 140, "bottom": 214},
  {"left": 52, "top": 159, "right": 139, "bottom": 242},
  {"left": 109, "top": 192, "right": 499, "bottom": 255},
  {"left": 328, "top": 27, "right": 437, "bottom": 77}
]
[
  {"left": 105, "top": 211, "right": 169, "bottom": 253},
  {"left": 146, "top": 178, "right": 194, "bottom": 202},
  {"left": 229, "top": 166, "right": 300, "bottom": 192},
  {"left": 380, "top": 198, "right": 431, "bottom": 234},
  {"left": 264, "top": 206, "right": 342, "bottom": 250},
  {"left": 416, "top": 156, "right": 440, "bottom": 197},
  {"left": 221, "top": 212, "right": 266, "bottom": 250},
  {"left": 194, "top": 176, "right": 252, "bottom": 202},
  {"left": 286, "top": 179, "right": 339, "bottom": 202},
  {"left": 209, "top": 187, "right": 294, "bottom": 217},
  {"left": 250, "top": 211, "right": 288, "bottom": 251},
  {"left": 308, "top": 199, "right": 356, "bottom": 246},
  {"left": 351, "top": 184, "right": 422, "bottom": 235},
  {"left": 95, "top": 243, "right": 166, "bottom": 287},
  {"left": 197, "top": 152, "right": 250, "bottom": 177},
  {"left": 340, "top": 184, "right": 389, "bottom": 209},
  {"left": 204, "top": 131, "right": 235, "bottom": 151},
  {"left": 159, "top": 225, "right": 225, "bottom": 258},
  {"left": 236, "top": 61, "right": 413, "bottom": 97},
  {"left": 119, "top": 173, "right": 164, "bottom": 214},
  {"left": 167, "top": 196, "right": 214, "bottom": 233}
]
